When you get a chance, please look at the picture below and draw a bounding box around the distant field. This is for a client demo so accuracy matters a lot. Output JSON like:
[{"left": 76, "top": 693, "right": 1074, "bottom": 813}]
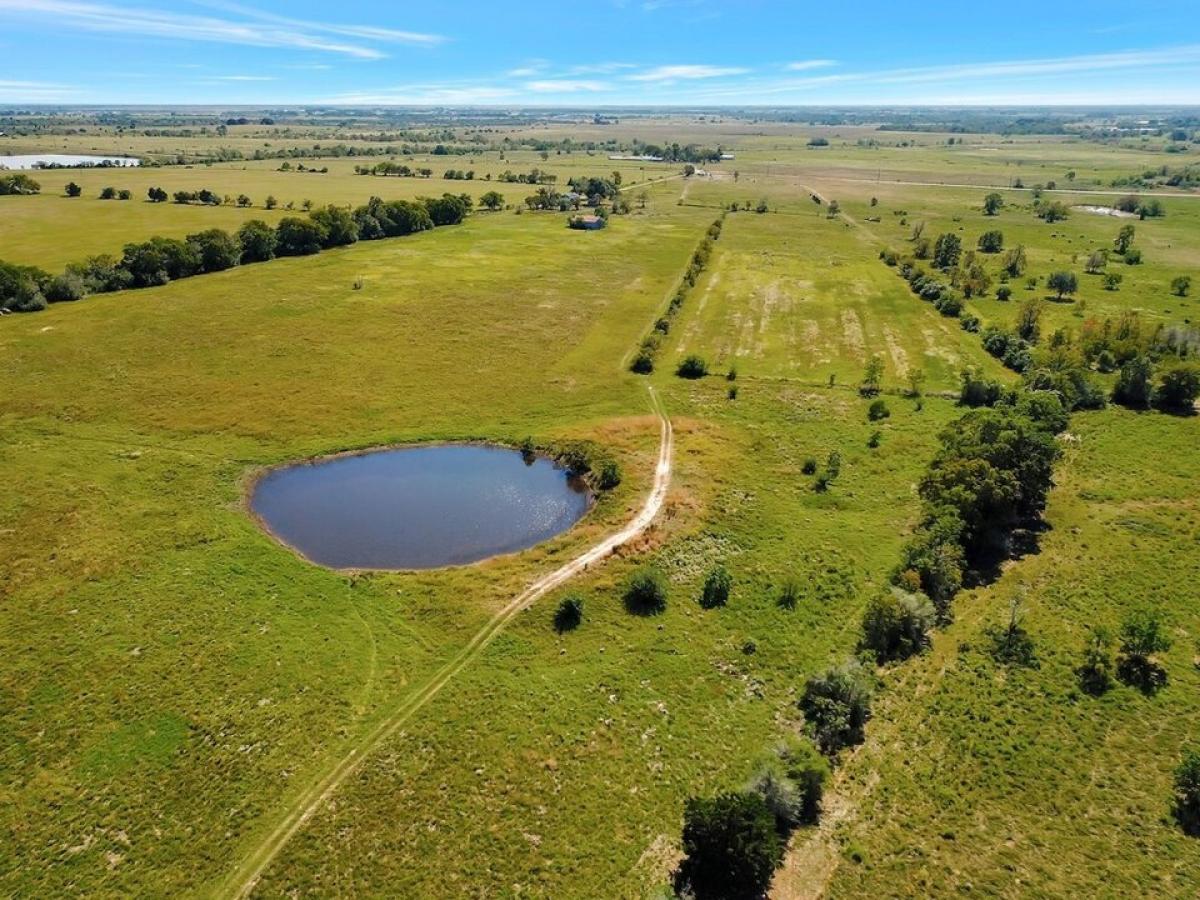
[{"left": 3, "top": 116, "right": 1199, "bottom": 899}]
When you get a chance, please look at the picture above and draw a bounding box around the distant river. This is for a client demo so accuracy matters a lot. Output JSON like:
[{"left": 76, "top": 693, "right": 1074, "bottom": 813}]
[{"left": 0, "top": 154, "right": 141, "bottom": 170}]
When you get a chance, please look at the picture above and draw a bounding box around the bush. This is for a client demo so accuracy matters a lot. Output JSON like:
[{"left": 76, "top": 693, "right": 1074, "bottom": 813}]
[
  {"left": 676, "top": 354, "right": 709, "bottom": 379},
  {"left": 799, "top": 660, "right": 874, "bottom": 755},
  {"left": 748, "top": 737, "right": 829, "bottom": 830},
  {"left": 44, "top": 271, "right": 86, "bottom": 303},
  {"left": 1116, "top": 610, "right": 1170, "bottom": 693},
  {"left": 629, "top": 350, "right": 654, "bottom": 374},
  {"left": 1077, "top": 626, "right": 1114, "bottom": 696},
  {"left": 959, "top": 368, "right": 1006, "bottom": 407},
  {"left": 597, "top": 460, "right": 622, "bottom": 490},
  {"left": 996, "top": 286, "right": 1012, "bottom": 301},
  {"left": 860, "top": 589, "right": 935, "bottom": 663},
  {"left": 801, "top": 458, "right": 817, "bottom": 476},
  {"left": 1112, "top": 355, "right": 1155, "bottom": 409},
  {"left": 1175, "top": 751, "right": 1200, "bottom": 836},
  {"left": 0, "top": 172, "right": 41, "bottom": 195},
  {"left": 1156, "top": 363, "right": 1200, "bottom": 412},
  {"left": 275, "top": 217, "right": 326, "bottom": 256},
  {"left": 867, "top": 399, "right": 890, "bottom": 421},
  {"left": 699, "top": 564, "right": 732, "bottom": 609},
  {"left": 977, "top": 230, "right": 1004, "bottom": 253},
  {"left": 236, "top": 219, "right": 277, "bottom": 263},
  {"left": 674, "top": 792, "right": 783, "bottom": 900},
  {"left": 624, "top": 565, "right": 668, "bottom": 615},
  {"left": 777, "top": 577, "right": 802, "bottom": 609},
  {"left": 553, "top": 594, "right": 584, "bottom": 633}
]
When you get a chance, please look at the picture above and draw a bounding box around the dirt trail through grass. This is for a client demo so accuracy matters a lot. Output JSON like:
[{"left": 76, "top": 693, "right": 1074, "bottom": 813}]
[{"left": 222, "top": 388, "right": 674, "bottom": 899}]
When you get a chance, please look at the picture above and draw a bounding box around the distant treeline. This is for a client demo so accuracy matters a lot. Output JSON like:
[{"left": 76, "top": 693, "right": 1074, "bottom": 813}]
[{"left": 0, "top": 194, "right": 470, "bottom": 315}]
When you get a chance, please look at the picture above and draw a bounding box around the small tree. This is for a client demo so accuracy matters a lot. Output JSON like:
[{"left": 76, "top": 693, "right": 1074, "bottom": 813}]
[
  {"left": 1016, "top": 298, "right": 1045, "bottom": 343},
  {"left": 867, "top": 398, "right": 890, "bottom": 421},
  {"left": 1171, "top": 275, "right": 1192, "bottom": 297},
  {"left": 1046, "top": 271, "right": 1078, "bottom": 301},
  {"left": 860, "top": 589, "right": 935, "bottom": 663},
  {"left": 676, "top": 355, "right": 709, "bottom": 379},
  {"left": 859, "top": 354, "right": 884, "bottom": 397},
  {"left": 624, "top": 565, "right": 668, "bottom": 615},
  {"left": 1116, "top": 610, "right": 1171, "bottom": 693},
  {"left": 933, "top": 233, "right": 962, "bottom": 270},
  {"left": 1085, "top": 250, "right": 1108, "bottom": 274},
  {"left": 1156, "top": 363, "right": 1200, "bottom": 412},
  {"left": 777, "top": 576, "right": 802, "bottom": 609},
  {"left": 1114, "top": 223, "right": 1136, "bottom": 255},
  {"left": 65, "top": 181, "right": 82, "bottom": 197},
  {"left": 983, "top": 192, "right": 1004, "bottom": 216},
  {"left": 264, "top": 195, "right": 278, "bottom": 210},
  {"left": 987, "top": 594, "right": 1036, "bottom": 667},
  {"left": 977, "top": 230, "right": 1004, "bottom": 253},
  {"left": 748, "top": 737, "right": 829, "bottom": 830},
  {"left": 799, "top": 660, "right": 873, "bottom": 755},
  {"left": 1112, "top": 356, "right": 1155, "bottom": 409},
  {"left": 1174, "top": 751, "right": 1200, "bottom": 836},
  {"left": 99, "top": 186, "right": 117, "bottom": 200},
  {"left": 700, "top": 564, "right": 732, "bottom": 609},
  {"left": 674, "top": 792, "right": 783, "bottom": 900},
  {"left": 553, "top": 594, "right": 584, "bottom": 633},
  {"left": 1037, "top": 201, "right": 1070, "bottom": 222},
  {"left": 1077, "top": 626, "right": 1114, "bottom": 695},
  {"left": 1103, "top": 272, "right": 1123, "bottom": 291}
]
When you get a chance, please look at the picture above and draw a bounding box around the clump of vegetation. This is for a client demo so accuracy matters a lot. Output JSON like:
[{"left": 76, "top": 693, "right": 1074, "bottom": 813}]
[
  {"left": 747, "top": 736, "right": 829, "bottom": 830},
  {"left": 777, "top": 577, "right": 802, "bottom": 609},
  {"left": 867, "top": 398, "right": 890, "bottom": 421},
  {"left": 1174, "top": 751, "right": 1200, "bottom": 836},
  {"left": 553, "top": 594, "right": 584, "bottom": 633},
  {"left": 673, "top": 792, "right": 783, "bottom": 900},
  {"left": 676, "top": 354, "right": 710, "bottom": 379},
  {"left": 1116, "top": 610, "right": 1170, "bottom": 693},
  {"left": 813, "top": 450, "right": 842, "bottom": 492},
  {"left": 0, "top": 172, "right": 41, "bottom": 195},
  {"left": 860, "top": 588, "right": 935, "bottom": 663},
  {"left": 987, "top": 595, "right": 1037, "bottom": 668},
  {"left": 699, "top": 564, "right": 732, "bottom": 609},
  {"left": 623, "top": 565, "right": 668, "bottom": 616},
  {"left": 799, "top": 659, "right": 874, "bottom": 755},
  {"left": 1077, "top": 626, "right": 1115, "bottom": 696},
  {"left": 859, "top": 355, "right": 884, "bottom": 397}
]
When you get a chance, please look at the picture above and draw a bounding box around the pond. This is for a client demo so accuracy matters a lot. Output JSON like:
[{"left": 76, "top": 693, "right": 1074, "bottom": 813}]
[
  {"left": 249, "top": 444, "right": 592, "bottom": 570},
  {"left": 0, "top": 154, "right": 140, "bottom": 170}
]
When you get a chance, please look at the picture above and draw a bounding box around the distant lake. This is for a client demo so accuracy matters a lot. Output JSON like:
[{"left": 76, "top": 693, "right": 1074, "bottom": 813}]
[
  {"left": 0, "top": 154, "right": 141, "bottom": 170},
  {"left": 249, "top": 444, "right": 592, "bottom": 570}
]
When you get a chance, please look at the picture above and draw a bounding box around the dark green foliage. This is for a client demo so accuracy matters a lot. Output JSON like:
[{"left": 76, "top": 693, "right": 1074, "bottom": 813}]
[
  {"left": 1112, "top": 356, "right": 1155, "bottom": 409},
  {"left": 996, "top": 285, "right": 1012, "bottom": 301},
  {"left": 867, "top": 399, "right": 890, "bottom": 421},
  {"left": 65, "top": 181, "right": 82, "bottom": 197},
  {"left": 1116, "top": 610, "right": 1170, "bottom": 693},
  {"left": 1170, "top": 275, "right": 1191, "bottom": 297},
  {"left": 977, "top": 230, "right": 1004, "bottom": 253},
  {"left": 749, "top": 737, "right": 829, "bottom": 830},
  {"left": 983, "top": 192, "right": 1004, "bottom": 215},
  {"left": 1156, "top": 363, "right": 1200, "bottom": 412},
  {"left": 0, "top": 260, "right": 50, "bottom": 312},
  {"left": 799, "top": 660, "right": 874, "bottom": 755},
  {"left": 624, "top": 565, "right": 668, "bottom": 615},
  {"left": 1037, "top": 200, "right": 1070, "bottom": 222},
  {"left": 309, "top": 205, "right": 359, "bottom": 247},
  {"left": 99, "top": 186, "right": 118, "bottom": 200},
  {"left": 1046, "top": 271, "right": 1078, "bottom": 301},
  {"left": 1077, "top": 627, "right": 1114, "bottom": 696},
  {"left": 932, "top": 232, "right": 962, "bottom": 269},
  {"left": 421, "top": 193, "right": 470, "bottom": 226},
  {"left": 236, "top": 220, "right": 277, "bottom": 263},
  {"left": 119, "top": 236, "right": 200, "bottom": 287},
  {"left": 677, "top": 355, "right": 709, "bottom": 379},
  {"left": 859, "top": 355, "right": 884, "bottom": 396},
  {"left": 553, "top": 594, "right": 584, "bottom": 633},
  {"left": 629, "top": 350, "right": 654, "bottom": 374},
  {"left": 959, "top": 368, "right": 1007, "bottom": 407},
  {"left": 987, "top": 596, "right": 1037, "bottom": 667},
  {"left": 699, "top": 565, "right": 732, "bottom": 609},
  {"left": 1174, "top": 751, "right": 1200, "bottom": 836},
  {"left": 186, "top": 228, "right": 241, "bottom": 273},
  {"left": 147, "top": 186, "right": 168, "bottom": 202},
  {"left": 275, "top": 217, "right": 326, "bottom": 256},
  {"left": 777, "top": 577, "right": 802, "bottom": 609},
  {"left": 674, "top": 792, "right": 784, "bottom": 900},
  {"left": 860, "top": 589, "right": 935, "bottom": 663},
  {"left": 44, "top": 271, "right": 87, "bottom": 303}
]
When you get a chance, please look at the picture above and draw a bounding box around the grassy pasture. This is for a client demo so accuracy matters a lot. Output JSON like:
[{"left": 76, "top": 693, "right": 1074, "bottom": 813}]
[{"left": 2, "top": 118, "right": 1200, "bottom": 899}]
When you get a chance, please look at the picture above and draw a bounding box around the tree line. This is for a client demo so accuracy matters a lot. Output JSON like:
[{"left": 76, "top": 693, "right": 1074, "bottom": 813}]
[{"left": 0, "top": 194, "right": 470, "bottom": 314}]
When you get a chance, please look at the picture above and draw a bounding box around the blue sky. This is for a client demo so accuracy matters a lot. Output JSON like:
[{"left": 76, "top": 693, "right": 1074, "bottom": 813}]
[{"left": 1, "top": 0, "right": 1199, "bottom": 106}]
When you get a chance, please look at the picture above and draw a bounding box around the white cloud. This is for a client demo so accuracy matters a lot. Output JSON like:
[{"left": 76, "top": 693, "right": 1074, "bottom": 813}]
[
  {"left": 525, "top": 79, "right": 611, "bottom": 93},
  {"left": 324, "top": 83, "right": 519, "bottom": 105},
  {"left": 627, "top": 64, "right": 748, "bottom": 82},
  {"left": 785, "top": 59, "right": 837, "bottom": 72},
  {"left": 0, "top": 0, "right": 444, "bottom": 59},
  {"left": 204, "top": 74, "right": 276, "bottom": 81}
]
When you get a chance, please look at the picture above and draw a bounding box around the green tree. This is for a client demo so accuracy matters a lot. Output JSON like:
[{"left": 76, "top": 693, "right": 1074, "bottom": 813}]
[
  {"left": 799, "top": 660, "right": 874, "bottom": 754},
  {"left": 65, "top": 181, "right": 82, "bottom": 197},
  {"left": 553, "top": 594, "right": 584, "bottom": 633},
  {"left": 274, "top": 217, "right": 325, "bottom": 256},
  {"left": 1116, "top": 609, "right": 1171, "bottom": 693},
  {"left": 1171, "top": 275, "right": 1192, "bottom": 297},
  {"left": 236, "top": 219, "right": 277, "bottom": 263},
  {"left": 1001, "top": 244, "right": 1027, "bottom": 277},
  {"left": 1156, "top": 363, "right": 1200, "bottom": 412},
  {"left": 1016, "top": 298, "right": 1045, "bottom": 342},
  {"left": 748, "top": 737, "right": 828, "bottom": 830},
  {"left": 1112, "top": 355, "right": 1155, "bottom": 409},
  {"left": 699, "top": 565, "right": 732, "bottom": 609},
  {"left": 675, "top": 792, "right": 784, "bottom": 900},
  {"left": 1046, "top": 271, "right": 1078, "bottom": 301},
  {"left": 859, "top": 354, "right": 884, "bottom": 397},
  {"left": 623, "top": 565, "right": 668, "bottom": 615},
  {"left": 479, "top": 190, "right": 505, "bottom": 211},
  {"left": 860, "top": 589, "right": 935, "bottom": 663},
  {"left": 1175, "top": 751, "right": 1200, "bottom": 836},
  {"left": 983, "top": 192, "right": 1004, "bottom": 216},
  {"left": 1077, "top": 626, "right": 1114, "bottom": 695},
  {"left": 186, "top": 228, "right": 241, "bottom": 273},
  {"left": 933, "top": 232, "right": 962, "bottom": 269},
  {"left": 977, "top": 229, "right": 1004, "bottom": 253},
  {"left": 676, "top": 355, "right": 709, "bottom": 379},
  {"left": 1037, "top": 200, "right": 1070, "bottom": 222},
  {"left": 1114, "top": 223, "right": 1136, "bottom": 255}
]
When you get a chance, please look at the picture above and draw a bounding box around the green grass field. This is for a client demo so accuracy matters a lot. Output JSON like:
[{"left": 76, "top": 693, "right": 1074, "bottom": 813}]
[{"left": 3, "top": 115, "right": 1199, "bottom": 898}]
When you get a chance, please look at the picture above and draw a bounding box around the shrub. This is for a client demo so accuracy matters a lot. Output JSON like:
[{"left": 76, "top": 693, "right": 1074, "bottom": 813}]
[
  {"left": 674, "top": 792, "right": 783, "bottom": 900},
  {"left": 699, "top": 565, "right": 732, "bottom": 609},
  {"left": 630, "top": 350, "right": 654, "bottom": 374},
  {"left": 777, "top": 577, "right": 802, "bottom": 609},
  {"left": 553, "top": 594, "right": 584, "bottom": 633},
  {"left": 748, "top": 737, "right": 829, "bottom": 830},
  {"left": 597, "top": 460, "right": 622, "bottom": 490},
  {"left": 959, "top": 368, "right": 1006, "bottom": 407},
  {"left": 676, "top": 354, "right": 709, "bottom": 379},
  {"left": 859, "top": 355, "right": 884, "bottom": 397},
  {"left": 1156, "top": 363, "right": 1200, "bottom": 412},
  {"left": 860, "top": 589, "right": 935, "bottom": 663},
  {"left": 236, "top": 219, "right": 277, "bottom": 263},
  {"left": 65, "top": 181, "right": 82, "bottom": 197},
  {"left": 1175, "top": 751, "right": 1200, "bottom": 836},
  {"left": 977, "top": 230, "right": 1004, "bottom": 253},
  {"left": 996, "top": 285, "right": 1013, "bottom": 301},
  {"left": 867, "top": 399, "right": 890, "bottom": 421},
  {"left": 867, "top": 430, "right": 882, "bottom": 448},
  {"left": 44, "top": 271, "right": 86, "bottom": 303},
  {"left": 1124, "top": 248, "right": 1143, "bottom": 265},
  {"left": 0, "top": 172, "right": 41, "bottom": 194},
  {"left": 799, "top": 660, "right": 874, "bottom": 755},
  {"left": 186, "top": 228, "right": 241, "bottom": 273},
  {"left": 987, "top": 596, "right": 1037, "bottom": 667},
  {"left": 99, "top": 186, "right": 118, "bottom": 200},
  {"left": 1112, "top": 356, "right": 1155, "bottom": 409},
  {"left": 1116, "top": 610, "right": 1170, "bottom": 693},
  {"left": 275, "top": 217, "right": 326, "bottom": 256},
  {"left": 624, "top": 565, "right": 668, "bottom": 615},
  {"left": 1077, "top": 626, "right": 1114, "bottom": 696},
  {"left": 801, "top": 458, "right": 818, "bottom": 476},
  {"left": 1171, "top": 275, "right": 1192, "bottom": 297}
]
